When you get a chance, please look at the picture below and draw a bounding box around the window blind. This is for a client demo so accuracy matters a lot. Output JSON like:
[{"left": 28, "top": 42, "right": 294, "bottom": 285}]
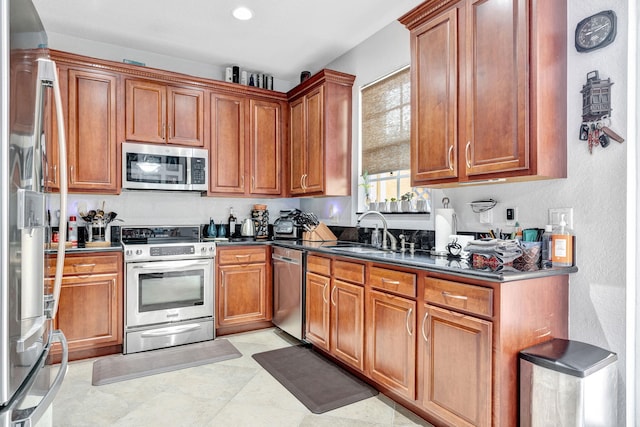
[{"left": 361, "top": 67, "right": 410, "bottom": 175}]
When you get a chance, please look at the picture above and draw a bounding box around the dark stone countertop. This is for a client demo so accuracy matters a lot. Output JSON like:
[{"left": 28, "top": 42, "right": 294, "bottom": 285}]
[{"left": 269, "top": 240, "right": 578, "bottom": 283}]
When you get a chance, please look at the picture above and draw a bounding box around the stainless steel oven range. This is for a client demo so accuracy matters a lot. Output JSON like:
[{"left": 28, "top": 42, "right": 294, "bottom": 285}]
[{"left": 122, "top": 225, "right": 216, "bottom": 354}]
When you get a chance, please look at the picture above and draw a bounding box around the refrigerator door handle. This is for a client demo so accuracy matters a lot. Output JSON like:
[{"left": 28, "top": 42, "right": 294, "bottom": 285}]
[
  {"left": 7, "top": 330, "right": 68, "bottom": 427},
  {"left": 37, "top": 58, "right": 68, "bottom": 320}
]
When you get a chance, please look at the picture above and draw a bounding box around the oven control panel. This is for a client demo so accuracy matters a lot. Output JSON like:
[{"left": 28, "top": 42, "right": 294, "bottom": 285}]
[{"left": 124, "top": 242, "right": 216, "bottom": 261}]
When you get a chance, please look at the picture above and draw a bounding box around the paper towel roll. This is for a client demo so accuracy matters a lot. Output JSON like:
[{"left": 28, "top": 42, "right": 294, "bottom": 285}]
[{"left": 435, "top": 208, "right": 456, "bottom": 253}]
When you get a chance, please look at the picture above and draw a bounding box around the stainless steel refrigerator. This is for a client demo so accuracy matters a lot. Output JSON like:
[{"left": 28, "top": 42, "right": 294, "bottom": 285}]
[{"left": 0, "top": 0, "right": 69, "bottom": 426}]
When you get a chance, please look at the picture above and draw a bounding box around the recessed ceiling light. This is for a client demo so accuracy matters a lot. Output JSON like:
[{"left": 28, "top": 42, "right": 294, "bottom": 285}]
[{"left": 232, "top": 6, "right": 253, "bottom": 21}]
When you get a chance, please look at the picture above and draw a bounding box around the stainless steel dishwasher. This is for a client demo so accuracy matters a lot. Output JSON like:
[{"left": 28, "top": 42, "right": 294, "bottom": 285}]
[{"left": 272, "top": 246, "right": 305, "bottom": 340}]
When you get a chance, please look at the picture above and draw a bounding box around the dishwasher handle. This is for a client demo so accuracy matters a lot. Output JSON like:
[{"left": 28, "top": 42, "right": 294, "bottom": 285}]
[{"left": 272, "top": 254, "right": 300, "bottom": 265}]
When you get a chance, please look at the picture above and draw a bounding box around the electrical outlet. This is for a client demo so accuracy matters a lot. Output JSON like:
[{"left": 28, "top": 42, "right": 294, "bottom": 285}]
[
  {"left": 548, "top": 208, "right": 574, "bottom": 229},
  {"left": 506, "top": 207, "right": 518, "bottom": 223}
]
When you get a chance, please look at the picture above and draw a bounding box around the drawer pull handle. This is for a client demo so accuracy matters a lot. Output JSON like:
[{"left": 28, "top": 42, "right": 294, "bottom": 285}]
[
  {"left": 73, "top": 263, "right": 96, "bottom": 269},
  {"left": 421, "top": 312, "right": 429, "bottom": 343},
  {"left": 381, "top": 278, "right": 400, "bottom": 285},
  {"left": 441, "top": 291, "right": 468, "bottom": 301},
  {"left": 405, "top": 308, "right": 413, "bottom": 336}
]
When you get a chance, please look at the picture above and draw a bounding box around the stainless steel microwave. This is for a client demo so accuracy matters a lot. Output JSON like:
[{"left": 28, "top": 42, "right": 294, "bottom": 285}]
[{"left": 122, "top": 142, "right": 208, "bottom": 192}]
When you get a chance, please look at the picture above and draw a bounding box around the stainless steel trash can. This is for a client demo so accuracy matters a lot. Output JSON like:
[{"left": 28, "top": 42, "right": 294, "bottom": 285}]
[{"left": 520, "top": 338, "right": 617, "bottom": 427}]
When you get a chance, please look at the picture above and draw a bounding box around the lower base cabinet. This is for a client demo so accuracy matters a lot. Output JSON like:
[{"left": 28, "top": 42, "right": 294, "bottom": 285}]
[
  {"left": 366, "top": 289, "right": 416, "bottom": 400},
  {"left": 303, "top": 252, "right": 569, "bottom": 427},
  {"left": 47, "top": 252, "right": 123, "bottom": 361},
  {"left": 216, "top": 246, "right": 272, "bottom": 334},
  {"left": 420, "top": 304, "right": 492, "bottom": 427}
]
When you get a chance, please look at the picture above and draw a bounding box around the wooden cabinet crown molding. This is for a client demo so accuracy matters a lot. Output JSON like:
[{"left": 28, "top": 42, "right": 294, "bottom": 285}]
[
  {"left": 49, "top": 49, "right": 287, "bottom": 101},
  {"left": 398, "top": 0, "right": 459, "bottom": 29},
  {"left": 286, "top": 69, "right": 356, "bottom": 101}
]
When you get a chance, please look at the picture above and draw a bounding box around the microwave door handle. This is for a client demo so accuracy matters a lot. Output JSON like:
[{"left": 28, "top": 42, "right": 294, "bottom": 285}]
[{"left": 10, "top": 330, "right": 69, "bottom": 427}]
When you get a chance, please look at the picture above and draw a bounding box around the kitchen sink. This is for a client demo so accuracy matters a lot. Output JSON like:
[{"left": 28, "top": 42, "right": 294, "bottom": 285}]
[{"left": 330, "top": 246, "right": 390, "bottom": 255}]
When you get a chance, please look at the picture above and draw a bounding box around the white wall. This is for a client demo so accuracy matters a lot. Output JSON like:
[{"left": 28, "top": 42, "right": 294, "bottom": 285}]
[
  {"left": 318, "top": 1, "right": 631, "bottom": 424},
  {"left": 44, "top": 33, "right": 296, "bottom": 92}
]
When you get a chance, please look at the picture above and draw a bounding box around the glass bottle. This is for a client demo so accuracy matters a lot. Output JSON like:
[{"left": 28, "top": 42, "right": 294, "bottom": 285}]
[{"left": 228, "top": 207, "right": 237, "bottom": 237}]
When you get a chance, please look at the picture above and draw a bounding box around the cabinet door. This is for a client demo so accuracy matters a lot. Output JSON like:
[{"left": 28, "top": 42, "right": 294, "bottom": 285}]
[
  {"left": 420, "top": 303, "right": 492, "bottom": 427},
  {"left": 217, "top": 263, "right": 269, "bottom": 326},
  {"left": 249, "top": 98, "right": 282, "bottom": 195},
  {"left": 463, "top": 0, "right": 527, "bottom": 176},
  {"left": 167, "top": 85, "right": 204, "bottom": 147},
  {"left": 366, "top": 289, "right": 416, "bottom": 399},
  {"left": 303, "top": 87, "right": 324, "bottom": 194},
  {"left": 209, "top": 93, "right": 246, "bottom": 194},
  {"left": 53, "top": 273, "right": 121, "bottom": 352},
  {"left": 125, "top": 79, "right": 166, "bottom": 143},
  {"left": 289, "top": 97, "right": 306, "bottom": 195},
  {"left": 305, "top": 271, "right": 330, "bottom": 351},
  {"left": 67, "top": 68, "right": 118, "bottom": 192},
  {"left": 330, "top": 279, "right": 364, "bottom": 372},
  {"left": 411, "top": 8, "right": 459, "bottom": 184}
]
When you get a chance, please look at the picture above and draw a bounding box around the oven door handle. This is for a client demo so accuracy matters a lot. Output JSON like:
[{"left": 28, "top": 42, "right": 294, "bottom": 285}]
[
  {"left": 141, "top": 323, "right": 202, "bottom": 337},
  {"left": 129, "top": 259, "right": 212, "bottom": 271}
]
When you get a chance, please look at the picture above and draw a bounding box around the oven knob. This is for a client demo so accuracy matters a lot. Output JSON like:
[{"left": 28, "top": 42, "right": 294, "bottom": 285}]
[
  {"left": 125, "top": 249, "right": 132, "bottom": 256},
  {"left": 135, "top": 249, "right": 143, "bottom": 255},
  {"left": 200, "top": 247, "right": 206, "bottom": 254}
]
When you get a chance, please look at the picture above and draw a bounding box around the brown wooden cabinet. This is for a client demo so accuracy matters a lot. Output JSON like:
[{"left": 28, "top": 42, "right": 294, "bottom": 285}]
[
  {"left": 287, "top": 70, "right": 355, "bottom": 196},
  {"left": 125, "top": 78, "right": 204, "bottom": 146},
  {"left": 366, "top": 264, "right": 417, "bottom": 400},
  {"left": 419, "top": 299, "right": 492, "bottom": 426},
  {"left": 216, "top": 246, "right": 272, "bottom": 333},
  {"left": 208, "top": 92, "right": 283, "bottom": 196},
  {"left": 305, "top": 254, "right": 332, "bottom": 350},
  {"left": 47, "top": 252, "right": 123, "bottom": 362},
  {"left": 331, "top": 259, "right": 365, "bottom": 372},
  {"left": 46, "top": 54, "right": 120, "bottom": 193},
  {"left": 400, "top": 0, "right": 567, "bottom": 186}
]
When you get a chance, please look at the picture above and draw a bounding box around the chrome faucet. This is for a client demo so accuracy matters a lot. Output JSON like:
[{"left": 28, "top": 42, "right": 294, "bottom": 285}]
[{"left": 356, "top": 211, "right": 397, "bottom": 251}]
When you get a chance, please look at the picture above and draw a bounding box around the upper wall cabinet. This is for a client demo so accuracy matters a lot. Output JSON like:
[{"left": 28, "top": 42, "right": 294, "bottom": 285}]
[
  {"left": 400, "top": 0, "right": 567, "bottom": 187},
  {"left": 287, "top": 70, "right": 355, "bottom": 197},
  {"left": 46, "top": 53, "right": 120, "bottom": 194},
  {"left": 209, "top": 92, "right": 284, "bottom": 196},
  {"left": 125, "top": 79, "right": 205, "bottom": 147}
]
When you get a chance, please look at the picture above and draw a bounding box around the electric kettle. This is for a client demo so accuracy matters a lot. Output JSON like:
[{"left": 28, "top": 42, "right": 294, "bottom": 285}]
[{"left": 240, "top": 218, "right": 256, "bottom": 237}]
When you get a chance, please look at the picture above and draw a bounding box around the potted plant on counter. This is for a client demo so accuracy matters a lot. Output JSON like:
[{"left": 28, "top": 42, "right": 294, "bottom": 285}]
[{"left": 401, "top": 192, "right": 415, "bottom": 212}]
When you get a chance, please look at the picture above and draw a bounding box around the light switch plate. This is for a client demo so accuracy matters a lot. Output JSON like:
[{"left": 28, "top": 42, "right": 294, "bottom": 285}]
[
  {"left": 548, "top": 208, "right": 574, "bottom": 229},
  {"left": 479, "top": 209, "right": 493, "bottom": 224}
]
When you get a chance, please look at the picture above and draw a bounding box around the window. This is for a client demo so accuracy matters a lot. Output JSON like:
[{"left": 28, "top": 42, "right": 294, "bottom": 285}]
[{"left": 360, "top": 67, "right": 412, "bottom": 204}]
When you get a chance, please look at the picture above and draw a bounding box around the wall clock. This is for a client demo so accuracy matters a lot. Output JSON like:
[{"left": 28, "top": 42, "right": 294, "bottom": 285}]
[{"left": 575, "top": 10, "right": 617, "bottom": 52}]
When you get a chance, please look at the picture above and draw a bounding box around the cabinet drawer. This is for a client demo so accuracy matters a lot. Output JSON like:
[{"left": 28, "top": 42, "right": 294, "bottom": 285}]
[
  {"left": 424, "top": 278, "right": 493, "bottom": 317},
  {"left": 334, "top": 259, "right": 365, "bottom": 284},
  {"left": 218, "top": 247, "right": 267, "bottom": 265},
  {"left": 369, "top": 266, "right": 416, "bottom": 298},
  {"left": 47, "top": 253, "right": 120, "bottom": 277},
  {"left": 306, "top": 254, "right": 331, "bottom": 276}
]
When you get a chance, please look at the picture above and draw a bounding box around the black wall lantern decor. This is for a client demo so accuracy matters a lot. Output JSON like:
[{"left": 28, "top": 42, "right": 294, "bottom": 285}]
[{"left": 581, "top": 70, "right": 612, "bottom": 122}]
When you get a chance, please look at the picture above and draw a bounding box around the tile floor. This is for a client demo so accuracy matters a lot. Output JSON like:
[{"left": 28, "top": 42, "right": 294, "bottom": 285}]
[{"left": 51, "top": 328, "right": 434, "bottom": 427}]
